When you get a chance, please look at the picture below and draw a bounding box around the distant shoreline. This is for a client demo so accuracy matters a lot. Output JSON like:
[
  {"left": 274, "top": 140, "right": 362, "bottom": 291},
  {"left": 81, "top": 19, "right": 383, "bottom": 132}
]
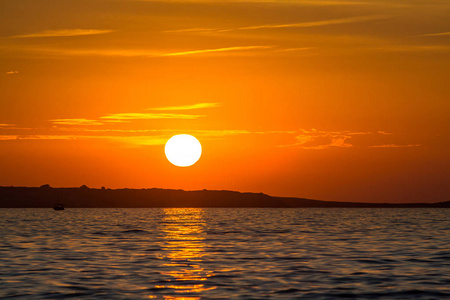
[{"left": 1, "top": 186, "right": 448, "bottom": 208}]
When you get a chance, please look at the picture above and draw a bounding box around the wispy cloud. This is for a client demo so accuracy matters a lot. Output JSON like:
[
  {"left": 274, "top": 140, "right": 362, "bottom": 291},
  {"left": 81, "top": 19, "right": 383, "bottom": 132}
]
[
  {"left": 370, "top": 144, "right": 422, "bottom": 148},
  {"left": 48, "top": 108, "right": 207, "bottom": 128},
  {"left": 28, "top": 48, "right": 159, "bottom": 58},
  {"left": 50, "top": 119, "right": 103, "bottom": 126},
  {"left": 0, "top": 134, "right": 186, "bottom": 147},
  {"left": 274, "top": 47, "right": 314, "bottom": 52},
  {"left": 418, "top": 31, "right": 450, "bottom": 37},
  {"left": 278, "top": 129, "right": 423, "bottom": 150},
  {"left": 225, "top": 15, "right": 386, "bottom": 31},
  {"left": 166, "top": 15, "right": 387, "bottom": 34},
  {"left": 100, "top": 113, "right": 205, "bottom": 120},
  {"left": 0, "top": 124, "right": 16, "bottom": 127},
  {"left": 0, "top": 125, "right": 423, "bottom": 152},
  {"left": 378, "top": 45, "right": 450, "bottom": 52},
  {"left": 12, "top": 45, "right": 271, "bottom": 58},
  {"left": 148, "top": 102, "right": 221, "bottom": 111},
  {"left": 55, "top": 127, "right": 253, "bottom": 137},
  {"left": 163, "top": 46, "right": 273, "bottom": 56},
  {"left": 279, "top": 129, "right": 395, "bottom": 149},
  {"left": 377, "top": 131, "right": 392, "bottom": 135},
  {"left": 11, "top": 29, "right": 115, "bottom": 38},
  {"left": 179, "top": 129, "right": 252, "bottom": 137},
  {"left": 102, "top": 120, "right": 132, "bottom": 123},
  {"left": 5, "top": 71, "right": 19, "bottom": 75},
  {"left": 0, "top": 127, "right": 268, "bottom": 147},
  {"left": 0, "top": 135, "right": 84, "bottom": 141},
  {"left": 285, "top": 132, "right": 354, "bottom": 149},
  {"left": 166, "top": 28, "right": 219, "bottom": 33},
  {"left": 117, "top": 136, "right": 171, "bottom": 146}
]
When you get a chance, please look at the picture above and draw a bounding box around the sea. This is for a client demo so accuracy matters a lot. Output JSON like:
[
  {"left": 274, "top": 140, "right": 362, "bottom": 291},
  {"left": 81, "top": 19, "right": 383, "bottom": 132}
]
[{"left": 1, "top": 208, "right": 449, "bottom": 299}]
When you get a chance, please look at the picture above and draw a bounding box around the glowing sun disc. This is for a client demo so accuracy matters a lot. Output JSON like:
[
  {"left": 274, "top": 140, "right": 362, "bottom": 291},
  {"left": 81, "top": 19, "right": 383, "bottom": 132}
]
[{"left": 165, "top": 134, "right": 202, "bottom": 167}]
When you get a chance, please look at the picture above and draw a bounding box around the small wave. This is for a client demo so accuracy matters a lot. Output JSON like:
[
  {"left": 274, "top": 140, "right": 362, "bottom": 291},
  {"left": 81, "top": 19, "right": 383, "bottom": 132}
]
[
  {"left": 121, "top": 229, "right": 149, "bottom": 234},
  {"left": 273, "top": 288, "right": 303, "bottom": 294},
  {"left": 91, "top": 231, "right": 109, "bottom": 235}
]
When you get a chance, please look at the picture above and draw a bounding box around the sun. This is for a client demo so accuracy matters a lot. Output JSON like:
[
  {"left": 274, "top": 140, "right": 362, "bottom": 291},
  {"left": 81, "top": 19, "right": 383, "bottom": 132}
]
[{"left": 165, "top": 134, "right": 202, "bottom": 167}]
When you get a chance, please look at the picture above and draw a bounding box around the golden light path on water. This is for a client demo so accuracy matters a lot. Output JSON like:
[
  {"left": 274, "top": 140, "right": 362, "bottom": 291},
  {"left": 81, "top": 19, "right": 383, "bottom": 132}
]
[{"left": 151, "top": 208, "right": 215, "bottom": 299}]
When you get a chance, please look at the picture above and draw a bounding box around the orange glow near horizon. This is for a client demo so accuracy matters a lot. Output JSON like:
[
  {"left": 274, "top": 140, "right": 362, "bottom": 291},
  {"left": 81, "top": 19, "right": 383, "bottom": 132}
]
[{"left": 0, "top": 0, "right": 449, "bottom": 203}]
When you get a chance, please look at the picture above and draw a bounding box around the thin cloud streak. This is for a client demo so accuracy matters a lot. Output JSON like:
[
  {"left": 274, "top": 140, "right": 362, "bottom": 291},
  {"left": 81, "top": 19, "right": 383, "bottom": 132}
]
[
  {"left": 370, "top": 144, "right": 422, "bottom": 148},
  {"left": 55, "top": 127, "right": 253, "bottom": 137},
  {"left": 34, "top": 48, "right": 159, "bottom": 57},
  {"left": 282, "top": 133, "right": 354, "bottom": 149},
  {"left": 0, "top": 134, "right": 207, "bottom": 147},
  {"left": 0, "top": 134, "right": 168, "bottom": 146},
  {"left": 11, "top": 29, "right": 115, "bottom": 38},
  {"left": 118, "top": 136, "right": 171, "bottom": 146},
  {"left": 51, "top": 119, "right": 103, "bottom": 126},
  {"left": 222, "top": 15, "right": 387, "bottom": 31},
  {"left": 166, "top": 28, "right": 219, "bottom": 33},
  {"left": 278, "top": 129, "right": 396, "bottom": 149},
  {"left": 0, "top": 135, "right": 85, "bottom": 141},
  {"left": 163, "top": 46, "right": 273, "bottom": 56},
  {"left": 148, "top": 102, "right": 221, "bottom": 111},
  {"left": 0, "top": 127, "right": 421, "bottom": 150},
  {"left": 167, "top": 15, "right": 387, "bottom": 34},
  {"left": 0, "top": 128, "right": 283, "bottom": 147},
  {"left": 418, "top": 31, "right": 450, "bottom": 37},
  {"left": 53, "top": 126, "right": 295, "bottom": 137},
  {"left": 49, "top": 109, "right": 207, "bottom": 128},
  {"left": 102, "top": 120, "right": 132, "bottom": 123},
  {"left": 11, "top": 46, "right": 271, "bottom": 58},
  {"left": 0, "top": 123, "right": 419, "bottom": 151},
  {"left": 378, "top": 45, "right": 450, "bottom": 52},
  {"left": 100, "top": 113, "right": 205, "bottom": 120},
  {"left": 274, "top": 47, "right": 314, "bottom": 52}
]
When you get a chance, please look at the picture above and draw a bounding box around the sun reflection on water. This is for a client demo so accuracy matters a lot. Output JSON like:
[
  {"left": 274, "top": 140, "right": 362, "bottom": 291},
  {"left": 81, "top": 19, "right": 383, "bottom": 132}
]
[{"left": 153, "top": 208, "right": 215, "bottom": 298}]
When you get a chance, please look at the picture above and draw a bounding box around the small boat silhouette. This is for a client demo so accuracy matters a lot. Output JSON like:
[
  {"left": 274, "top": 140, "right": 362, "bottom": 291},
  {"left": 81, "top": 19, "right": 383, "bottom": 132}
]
[{"left": 53, "top": 203, "right": 64, "bottom": 210}]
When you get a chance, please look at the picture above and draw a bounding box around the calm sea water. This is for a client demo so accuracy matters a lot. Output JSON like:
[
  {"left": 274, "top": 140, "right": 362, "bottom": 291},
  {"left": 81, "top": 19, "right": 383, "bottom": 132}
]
[{"left": 1, "top": 208, "right": 449, "bottom": 299}]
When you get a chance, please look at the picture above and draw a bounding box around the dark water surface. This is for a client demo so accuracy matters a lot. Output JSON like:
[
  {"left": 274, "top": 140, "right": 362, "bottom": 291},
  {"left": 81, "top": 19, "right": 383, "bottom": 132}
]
[{"left": 1, "top": 208, "right": 449, "bottom": 299}]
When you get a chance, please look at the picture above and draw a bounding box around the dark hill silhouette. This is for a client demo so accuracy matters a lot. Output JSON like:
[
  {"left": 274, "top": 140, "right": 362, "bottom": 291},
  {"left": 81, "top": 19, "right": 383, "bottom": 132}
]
[{"left": 0, "top": 186, "right": 448, "bottom": 208}]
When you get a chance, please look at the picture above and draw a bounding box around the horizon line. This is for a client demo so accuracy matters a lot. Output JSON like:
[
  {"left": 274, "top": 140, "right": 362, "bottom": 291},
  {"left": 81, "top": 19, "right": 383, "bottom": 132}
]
[{"left": 0, "top": 185, "right": 447, "bottom": 205}]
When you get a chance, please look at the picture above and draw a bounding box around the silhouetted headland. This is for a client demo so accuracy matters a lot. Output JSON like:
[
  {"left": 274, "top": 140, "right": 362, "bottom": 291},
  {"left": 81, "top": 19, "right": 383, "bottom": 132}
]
[{"left": 0, "top": 185, "right": 448, "bottom": 208}]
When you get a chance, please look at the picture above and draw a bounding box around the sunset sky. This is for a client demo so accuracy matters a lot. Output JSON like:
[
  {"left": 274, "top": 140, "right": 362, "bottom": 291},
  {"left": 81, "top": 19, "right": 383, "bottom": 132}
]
[{"left": 0, "top": 0, "right": 449, "bottom": 203}]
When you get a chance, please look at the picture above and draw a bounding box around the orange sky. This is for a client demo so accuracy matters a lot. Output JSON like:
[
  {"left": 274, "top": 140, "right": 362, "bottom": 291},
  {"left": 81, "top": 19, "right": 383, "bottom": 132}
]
[{"left": 0, "top": 0, "right": 449, "bottom": 203}]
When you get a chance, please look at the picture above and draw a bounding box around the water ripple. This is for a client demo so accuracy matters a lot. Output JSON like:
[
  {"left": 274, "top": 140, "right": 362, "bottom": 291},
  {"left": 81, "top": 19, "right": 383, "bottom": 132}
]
[{"left": 0, "top": 208, "right": 449, "bottom": 299}]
